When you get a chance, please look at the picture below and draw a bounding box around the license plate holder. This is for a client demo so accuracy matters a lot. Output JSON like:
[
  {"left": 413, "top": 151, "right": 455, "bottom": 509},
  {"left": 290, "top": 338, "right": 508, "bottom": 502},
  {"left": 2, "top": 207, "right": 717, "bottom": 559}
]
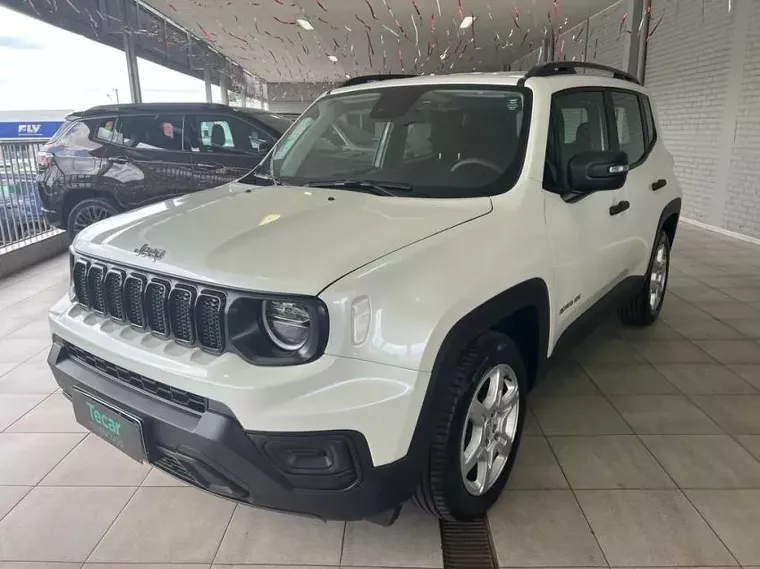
[{"left": 72, "top": 390, "right": 146, "bottom": 463}]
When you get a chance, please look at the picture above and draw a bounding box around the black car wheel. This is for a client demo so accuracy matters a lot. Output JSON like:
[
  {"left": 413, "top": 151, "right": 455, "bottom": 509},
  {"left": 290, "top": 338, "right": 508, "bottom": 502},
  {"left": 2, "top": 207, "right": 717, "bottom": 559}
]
[{"left": 67, "top": 198, "right": 119, "bottom": 239}]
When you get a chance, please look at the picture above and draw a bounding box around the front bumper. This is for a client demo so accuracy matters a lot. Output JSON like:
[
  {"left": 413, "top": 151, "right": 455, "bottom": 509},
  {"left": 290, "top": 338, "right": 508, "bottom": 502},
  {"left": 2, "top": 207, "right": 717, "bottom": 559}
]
[{"left": 49, "top": 340, "right": 422, "bottom": 521}]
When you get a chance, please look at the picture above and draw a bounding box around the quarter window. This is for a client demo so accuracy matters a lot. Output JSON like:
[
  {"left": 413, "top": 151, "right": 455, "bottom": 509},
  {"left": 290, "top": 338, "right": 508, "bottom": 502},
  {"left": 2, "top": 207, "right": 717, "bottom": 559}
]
[
  {"left": 187, "top": 116, "right": 273, "bottom": 155},
  {"left": 610, "top": 91, "right": 646, "bottom": 165}
]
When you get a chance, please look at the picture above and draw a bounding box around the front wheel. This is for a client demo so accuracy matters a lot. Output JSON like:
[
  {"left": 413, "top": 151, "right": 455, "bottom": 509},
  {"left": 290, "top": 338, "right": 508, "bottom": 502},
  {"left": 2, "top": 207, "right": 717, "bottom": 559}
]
[
  {"left": 619, "top": 230, "right": 671, "bottom": 326},
  {"left": 414, "top": 332, "right": 526, "bottom": 520}
]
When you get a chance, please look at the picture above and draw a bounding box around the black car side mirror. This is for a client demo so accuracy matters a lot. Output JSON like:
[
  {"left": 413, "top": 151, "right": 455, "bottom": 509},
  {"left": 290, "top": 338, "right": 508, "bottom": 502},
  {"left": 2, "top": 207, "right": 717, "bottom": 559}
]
[{"left": 568, "top": 151, "right": 629, "bottom": 193}]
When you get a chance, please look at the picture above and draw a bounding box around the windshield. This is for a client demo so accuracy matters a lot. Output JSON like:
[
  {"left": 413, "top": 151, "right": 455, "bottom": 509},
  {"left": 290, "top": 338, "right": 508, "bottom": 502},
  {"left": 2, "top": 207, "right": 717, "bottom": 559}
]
[
  {"left": 251, "top": 112, "right": 293, "bottom": 135},
  {"left": 260, "top": 84, "right": 531, "bottom": 198}
]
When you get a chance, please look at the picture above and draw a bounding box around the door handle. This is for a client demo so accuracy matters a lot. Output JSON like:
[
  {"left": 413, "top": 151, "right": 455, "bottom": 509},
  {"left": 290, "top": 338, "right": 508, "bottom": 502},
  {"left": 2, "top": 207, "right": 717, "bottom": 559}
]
[
  {"left": 609, "top": 201, "right": 630, "bottom": 216},
  {"left": 651, "top": 179, "right": 667, "bottom": 191},
  {"left": 195, "top": 162, "right": 224, "bottom": 171},
  {"left": 107, "top": 156, "right": 132, "bottom": 164}
]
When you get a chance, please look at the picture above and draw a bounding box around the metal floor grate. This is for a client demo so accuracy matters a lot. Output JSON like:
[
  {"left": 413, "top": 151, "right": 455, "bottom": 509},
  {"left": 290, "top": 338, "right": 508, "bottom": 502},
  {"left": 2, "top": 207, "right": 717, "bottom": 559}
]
[{"left": 440, "top": 516, "right": 498, "bottom": 569}]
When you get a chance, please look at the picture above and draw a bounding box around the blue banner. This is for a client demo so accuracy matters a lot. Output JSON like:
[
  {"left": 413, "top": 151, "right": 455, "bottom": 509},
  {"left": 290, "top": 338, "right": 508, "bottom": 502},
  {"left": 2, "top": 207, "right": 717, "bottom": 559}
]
[{"left": 0, "top": 121, "right": 64, "bottom": 140}]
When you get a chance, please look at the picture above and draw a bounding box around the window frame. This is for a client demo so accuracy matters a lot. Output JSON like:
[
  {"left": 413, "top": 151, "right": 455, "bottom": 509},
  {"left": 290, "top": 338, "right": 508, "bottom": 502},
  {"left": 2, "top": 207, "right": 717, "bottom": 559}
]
[{"left": 605, "top": 88, "right": 652, "bottom": 169}]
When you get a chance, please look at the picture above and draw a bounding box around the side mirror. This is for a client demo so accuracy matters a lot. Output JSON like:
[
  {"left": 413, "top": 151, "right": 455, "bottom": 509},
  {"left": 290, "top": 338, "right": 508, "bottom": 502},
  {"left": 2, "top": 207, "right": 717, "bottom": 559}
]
[{"left": 568, "top": 151, "right": 629, "bottom": 193}]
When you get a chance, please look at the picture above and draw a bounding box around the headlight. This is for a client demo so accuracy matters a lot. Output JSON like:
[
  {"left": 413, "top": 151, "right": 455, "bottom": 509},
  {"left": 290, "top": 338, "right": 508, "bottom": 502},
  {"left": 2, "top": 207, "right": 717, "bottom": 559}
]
[{"left": 262, "top": 300, "right": 311, "bottom": 350}]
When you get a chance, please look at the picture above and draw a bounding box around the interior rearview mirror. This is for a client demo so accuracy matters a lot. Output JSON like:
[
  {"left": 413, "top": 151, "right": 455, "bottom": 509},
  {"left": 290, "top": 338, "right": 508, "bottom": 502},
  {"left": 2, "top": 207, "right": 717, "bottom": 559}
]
[{"left": 568, "top": 151, "right": 629, "bottom": 193}]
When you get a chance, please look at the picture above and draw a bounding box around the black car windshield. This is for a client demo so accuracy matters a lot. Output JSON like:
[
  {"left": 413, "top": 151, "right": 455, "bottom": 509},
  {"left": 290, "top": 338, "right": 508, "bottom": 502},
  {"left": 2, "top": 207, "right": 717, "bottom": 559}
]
[{"left": 263, "top": 84, "right": 531, "bottom": 198}]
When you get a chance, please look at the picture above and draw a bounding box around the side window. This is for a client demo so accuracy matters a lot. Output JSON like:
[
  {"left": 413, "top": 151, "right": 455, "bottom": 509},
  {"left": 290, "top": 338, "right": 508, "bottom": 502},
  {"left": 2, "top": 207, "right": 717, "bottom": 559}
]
[
  {"left": 187, "top": 115, "right": 273, "bottom": 155},
  {"left": 610, "top": 91, "right": 646, "bottom": 165},
  {"left": 640, "top": 95, "right": 656, "bottom": 149},
  {"left": 546, "top": 90, "right": 609, "bottom": 189},
  {"left": 113, "top": 115, "right": 185, "bottom": 151},
  {"left": 93, "top": 118, "right": 117, "bottom": 143}
]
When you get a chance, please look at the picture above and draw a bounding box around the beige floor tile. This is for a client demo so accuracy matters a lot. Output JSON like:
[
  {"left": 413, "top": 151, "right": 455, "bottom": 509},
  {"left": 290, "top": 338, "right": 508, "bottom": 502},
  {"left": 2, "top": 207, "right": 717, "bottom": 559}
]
[
  {"left": 550, "top": 435, "right": 674, "bottom": 489},
  {"left": 41, "top": 435, "right": 151, "bottom": 486},
  {"left": 722, "top": 288, "right": 760, "bottom": 303},
  {"left": 341, "top": 505, "right": 442, "bottom": 568},
  {"left": 699, "top": 302, "right": 760, "bottom": 320},
  {"left": 655, "top": 364, "right": 757, "bottom": 395},
  {"left": 609, "top": 395, "right": 723, "bottom": 434},
  {"left": 0, "top": 486, "right": 135, "bottom": 562},
  {"left": 0, "top": 433, "right": 84, "bottom": 485},
  {"left": 141, "top": 468, "right": 188, "bottom": 487},
  {"left": 0, "top": 561, "right": 82, "bottom": 569},
  {"left": 724, "top": 319, "right": 760, "bottom": 339},
  {"left": 583, "top": 364, "right": 679, "bottom": 395},
  {"left": 670, "top": 286, "right": 733, "bottom": 303},
  {"left": 660, "top": 301, "right": 712, "bottom": 321},
  {"left": 532, "top": 396, "right": 631, "bottom": 436},
  {"left": 664, "top": 318, "right": 744, "bottom": 340},
  {"left": 0, "top": 338, "right": 50, "bottom": 365},
  {"left": 693, "top": 340, "right": 760, "bottom": 365},
  {"left": 0, "top": 394, "right": 46, "bottom": 431},
  {"left": 214, "top": 566, "right": 332, "bottom": 569},
  {"left": 576, "top": 489, "right": 735, "bottom": 566},
  {"left": 508, "top": 436, "right": 568, "bottom": 489},
  {"left": 641, "top": 435, "right": 760, "bottom": 488},
  {"left": 615, "top": 320, "right": 683, "bottom": 340},
  {"left": 0, "top": 353, "right": 57, "bottom": 395},
  {"left": 87, "top": 565, "right": 208, "bottom": 569},
  {"left": 488, "top": 490, "right": 606, "bottom": 567},
  {"left": 6, "top": 393, "right": 86, "bottom": 433},
  {"left": 0, "top": 486, "right": 30, "bottom": 520},
  {"left": 690, "top": 395, "right": 760, "bottom": 434},
  {"left": 630, "top": 340, "right": 715, "bottom": 364},
  {"left": 730, "top": 365, "right": 760, "bottom": 389},
  {"left": 215, "top": 505, "right": 344, "bottom": 566},
  {"left": 737, "top": 435, "right": 760, "bottom": 461},
  {"left": 532, "top": 364, "right": 600, "bottom": 398},
  {"left": 90, "top": 487, "right": 234, "bottom": 563},
  {"left": 687, "top": 489, "right": 760, "bottom": 565},
  {"left": 574, "top": 339, "right": 645, "bottom": 365},
  {"left": 523, "top": 408, "right": 541, "bottom": 435}
]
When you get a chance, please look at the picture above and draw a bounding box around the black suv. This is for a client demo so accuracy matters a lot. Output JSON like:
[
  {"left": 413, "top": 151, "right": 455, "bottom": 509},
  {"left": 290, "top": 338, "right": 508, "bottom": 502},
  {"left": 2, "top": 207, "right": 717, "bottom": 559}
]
[{"left": 37, "top": 103, "right": 291, "bottom": 237}]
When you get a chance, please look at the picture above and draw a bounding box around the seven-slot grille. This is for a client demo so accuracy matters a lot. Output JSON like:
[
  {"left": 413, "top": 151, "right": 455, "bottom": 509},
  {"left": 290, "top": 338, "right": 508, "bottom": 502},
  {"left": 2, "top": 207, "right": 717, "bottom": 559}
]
[{"left": 73, "top": 257, "right": 226, "bottom": 353}]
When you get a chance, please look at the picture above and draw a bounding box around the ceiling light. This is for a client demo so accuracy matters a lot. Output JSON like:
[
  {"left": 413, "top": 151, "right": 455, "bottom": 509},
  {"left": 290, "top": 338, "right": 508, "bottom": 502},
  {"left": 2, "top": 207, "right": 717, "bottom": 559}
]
[
  {"left": 296, "top": 18, "right": 314, "bottom": 30},
  {"left": 328, "top": 55, "right": 338, "bottom": 62},
  {"left": 459, "top": 16, "right": 475, "bottom": 29}
]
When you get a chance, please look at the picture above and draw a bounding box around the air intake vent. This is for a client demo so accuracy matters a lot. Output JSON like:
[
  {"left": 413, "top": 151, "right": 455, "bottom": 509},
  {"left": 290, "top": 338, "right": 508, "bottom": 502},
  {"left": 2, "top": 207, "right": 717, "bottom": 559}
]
[
  {"left": 169, "top": 285, "right": 196, "bottom": 345},
  {"left": 104, "top": 269, "right": 126, "bottom": 321},
  {"left": 124, "top": 274, "right": 147, "bottom": 328},
  {"left": 87, "top": 264, "right": 107, "bottom": 314},
  {"left": 146, "top": 279, "right": 170, "bottom": 337},
  {"left": 196, "top": 292, "right": 225, "bottom": 352},
  {"left": 73, "top": 259, "right": 91, "bottom": 307}
]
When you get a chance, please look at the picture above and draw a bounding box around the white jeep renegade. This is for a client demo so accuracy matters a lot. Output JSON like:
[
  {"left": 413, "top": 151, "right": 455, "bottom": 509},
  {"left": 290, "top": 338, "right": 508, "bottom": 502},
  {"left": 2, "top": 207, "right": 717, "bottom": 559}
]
[{"left": 48, "top": 62, "right": 681, "bottom": 525}]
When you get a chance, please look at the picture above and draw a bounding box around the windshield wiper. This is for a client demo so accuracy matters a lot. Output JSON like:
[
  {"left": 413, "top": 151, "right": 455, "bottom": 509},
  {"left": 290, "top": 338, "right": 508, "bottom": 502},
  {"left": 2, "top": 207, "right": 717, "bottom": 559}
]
[{"left": 306, "top": 179, "right": 412, "bottom": 197}]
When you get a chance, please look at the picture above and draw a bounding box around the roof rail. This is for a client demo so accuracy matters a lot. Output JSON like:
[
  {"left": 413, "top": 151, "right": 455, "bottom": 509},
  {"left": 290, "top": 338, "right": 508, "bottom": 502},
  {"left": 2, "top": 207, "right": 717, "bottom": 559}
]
[
  {"left": 341, "top": 74, "right": 417, "bottom": 87},
  {"left": 517, "top": 61, "right": 640, "bottom": 86}
]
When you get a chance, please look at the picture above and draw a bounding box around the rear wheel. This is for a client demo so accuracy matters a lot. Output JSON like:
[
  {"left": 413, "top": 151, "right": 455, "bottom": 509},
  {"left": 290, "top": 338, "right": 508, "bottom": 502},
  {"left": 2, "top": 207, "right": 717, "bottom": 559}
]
[
  {"left": 619, "top": 230, "right": 671, "bottom": 326},
  {"left": 67, "top": 197, "right": 118, "bottom": 239},
  {"left": 414, "top": 332, "right": 526, "bottom": 520}
]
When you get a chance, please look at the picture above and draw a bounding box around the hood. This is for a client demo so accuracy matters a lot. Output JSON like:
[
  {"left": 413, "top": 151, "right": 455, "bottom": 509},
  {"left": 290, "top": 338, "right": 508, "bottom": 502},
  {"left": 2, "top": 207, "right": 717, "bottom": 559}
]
[{"left": 74, "top": 183, "right": 491, "bottom": 295}]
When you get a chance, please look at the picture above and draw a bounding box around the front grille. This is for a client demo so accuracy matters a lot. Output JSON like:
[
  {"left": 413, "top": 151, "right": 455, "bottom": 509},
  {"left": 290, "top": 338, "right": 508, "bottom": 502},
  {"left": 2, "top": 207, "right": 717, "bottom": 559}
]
[
  {"left": 72, "top": 256, "right": 227, "bottom": 353},
  {"left": 66, "top": 343, "right": 208, "bottom": 413}
]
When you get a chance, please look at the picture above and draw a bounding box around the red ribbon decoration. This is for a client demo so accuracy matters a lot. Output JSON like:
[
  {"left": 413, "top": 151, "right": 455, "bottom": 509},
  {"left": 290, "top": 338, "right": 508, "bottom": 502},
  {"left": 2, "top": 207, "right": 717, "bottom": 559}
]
[{"left": 457, "top": 0, "right": 464, "bottom": 20}]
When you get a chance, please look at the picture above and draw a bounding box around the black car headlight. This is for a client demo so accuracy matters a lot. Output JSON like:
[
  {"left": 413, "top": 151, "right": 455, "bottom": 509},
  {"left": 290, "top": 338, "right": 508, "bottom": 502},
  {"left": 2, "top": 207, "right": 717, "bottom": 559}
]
[{"left": 227, "top": 295, "right": 328, "bottom": 366}]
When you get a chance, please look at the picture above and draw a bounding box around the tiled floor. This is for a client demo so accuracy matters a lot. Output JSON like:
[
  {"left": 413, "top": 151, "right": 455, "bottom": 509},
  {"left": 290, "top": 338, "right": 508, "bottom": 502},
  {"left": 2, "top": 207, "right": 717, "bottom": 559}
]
[{"left": 1, "top": 223, "right": 760, "bottom": 569}]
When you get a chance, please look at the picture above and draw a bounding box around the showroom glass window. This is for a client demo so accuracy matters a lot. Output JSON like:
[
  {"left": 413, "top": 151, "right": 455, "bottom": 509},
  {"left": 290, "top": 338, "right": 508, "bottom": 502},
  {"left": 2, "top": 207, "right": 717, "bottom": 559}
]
[
  {"left": 610, "top": 91, "right": 646, "bottom": 166},
  {"left": 267, "top": 85, "right": 532, "bottom": 198}
]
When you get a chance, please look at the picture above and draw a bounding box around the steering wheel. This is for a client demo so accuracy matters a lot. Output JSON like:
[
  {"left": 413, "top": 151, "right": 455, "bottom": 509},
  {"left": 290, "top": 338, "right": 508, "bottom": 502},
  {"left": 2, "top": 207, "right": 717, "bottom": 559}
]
[{"left": 450, "top": 157, "right": 502, "bottom": 174}]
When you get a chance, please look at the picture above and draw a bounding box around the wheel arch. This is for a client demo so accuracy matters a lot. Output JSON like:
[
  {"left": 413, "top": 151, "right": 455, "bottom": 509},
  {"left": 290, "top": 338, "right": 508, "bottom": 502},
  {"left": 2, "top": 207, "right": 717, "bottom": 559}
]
[{"left": 653, "top": 197, "right": 681, "bottom": 263}]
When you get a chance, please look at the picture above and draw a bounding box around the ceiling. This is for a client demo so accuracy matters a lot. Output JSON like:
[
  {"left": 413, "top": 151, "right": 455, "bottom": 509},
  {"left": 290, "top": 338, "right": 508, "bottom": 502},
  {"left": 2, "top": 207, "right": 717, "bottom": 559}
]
[{"left": 143, "top": 0, "right": 618, "bottom": 83}]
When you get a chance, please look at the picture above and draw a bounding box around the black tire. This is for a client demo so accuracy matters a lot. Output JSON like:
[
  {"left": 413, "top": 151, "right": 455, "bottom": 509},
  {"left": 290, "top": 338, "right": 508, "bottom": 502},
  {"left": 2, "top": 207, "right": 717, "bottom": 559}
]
[
  {"left": 67, "top": 197, "right": 119, "bottom": 239},
  {"left": 414, "top": 331, "right": 527, "bottom": 520},
  {"left": 618, "top": 230, "right": 671, "bottom": 326}
]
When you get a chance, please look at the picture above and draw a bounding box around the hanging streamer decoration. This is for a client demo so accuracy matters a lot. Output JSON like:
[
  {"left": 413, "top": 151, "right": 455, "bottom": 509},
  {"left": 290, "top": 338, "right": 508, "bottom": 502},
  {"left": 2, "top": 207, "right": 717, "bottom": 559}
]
[{"left": 512, "top": 6, "right": 521, "bottom": 29}]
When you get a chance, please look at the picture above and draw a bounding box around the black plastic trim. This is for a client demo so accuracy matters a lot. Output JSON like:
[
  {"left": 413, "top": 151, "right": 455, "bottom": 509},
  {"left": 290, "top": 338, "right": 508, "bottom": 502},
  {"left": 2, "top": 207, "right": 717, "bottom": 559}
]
[
  {"left": 519, "top": 61, "right": 640, "bottom": 86},
  {"left": 341, "top": 74, "right": 417, "bottom": 87}
]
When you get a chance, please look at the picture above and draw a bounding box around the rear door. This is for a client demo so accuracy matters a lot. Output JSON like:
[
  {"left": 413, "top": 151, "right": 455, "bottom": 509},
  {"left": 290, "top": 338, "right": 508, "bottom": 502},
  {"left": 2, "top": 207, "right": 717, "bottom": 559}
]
[
  {"left": 100, "top": 113, "right": 194, "bottom": 209},
  {"left": 185, "top": 114, "right": 273, "bottom": 190}
]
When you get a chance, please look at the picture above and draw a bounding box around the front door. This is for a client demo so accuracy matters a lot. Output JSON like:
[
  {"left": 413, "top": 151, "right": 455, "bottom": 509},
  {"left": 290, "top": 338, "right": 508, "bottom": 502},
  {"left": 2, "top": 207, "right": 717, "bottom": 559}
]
[
  {"left": 100, "top": 113, "right": 194, "bottom": 210},
  {"left": 544, "top": 89, "right": 632, "bottom": 343},
  {"left": 185, "top": 114, "right": 273, "bottom": 191}
]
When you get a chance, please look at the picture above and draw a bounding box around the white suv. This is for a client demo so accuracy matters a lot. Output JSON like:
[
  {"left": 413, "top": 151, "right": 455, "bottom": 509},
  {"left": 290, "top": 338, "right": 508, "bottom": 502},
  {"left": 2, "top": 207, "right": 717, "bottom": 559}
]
[{"left": 48, "top": 62, "right": 681, "bottom": 525}]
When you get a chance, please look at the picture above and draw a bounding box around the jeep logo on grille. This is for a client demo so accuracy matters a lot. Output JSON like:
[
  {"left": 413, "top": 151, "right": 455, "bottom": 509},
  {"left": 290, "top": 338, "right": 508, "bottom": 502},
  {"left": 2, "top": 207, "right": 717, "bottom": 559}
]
[{"left": 134, "top": 244, "right": 166, "bottom": 261}]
